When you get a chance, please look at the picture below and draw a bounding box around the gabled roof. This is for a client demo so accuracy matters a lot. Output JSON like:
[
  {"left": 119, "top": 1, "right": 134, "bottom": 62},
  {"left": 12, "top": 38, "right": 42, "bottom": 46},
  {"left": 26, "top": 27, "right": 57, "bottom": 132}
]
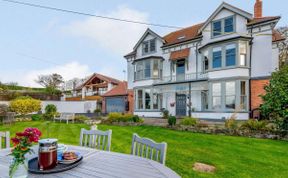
[
  {"left": 163, "top": 23, "right": 204, "bottom": 47},
  {"left": 199, "top": 2, "right": 253, "bottom": 33},
  {"left": 132, "top": 28, "right": 164, "bottom": 51},
  {"left": 76, "top": 73, "right": 121, "bottom": 90},
  {"left": 102, "top": 81, "right": 128, "bottom": 97},
  {"left": 272, "top": 30, "right": 286, "bottom": 42},
  {"left": 247, "top": 16, "right": 281, "bottom": 26}
]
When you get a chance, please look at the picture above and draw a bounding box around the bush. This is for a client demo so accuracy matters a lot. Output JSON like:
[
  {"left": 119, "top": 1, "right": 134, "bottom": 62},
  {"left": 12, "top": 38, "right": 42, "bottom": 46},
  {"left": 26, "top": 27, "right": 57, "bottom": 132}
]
[
  {"left": 225, "top": 118, "right": 238, "bottom": 130},
  {"left": 260, "top": 65, "right": 288, "bottom": 130},
  {"left": 0, "top": 104, "right": 9, "bottom": 116},
  {"left": 107, "top": 112, "right": 143, "bottom": 123},
  {"left": 75, "top": 115, "right": 90, "bottom": 123},
  {"left": 161, "top": 109, "right": 169, "bottom": 119},
  {"left": 180, "top": 117, "right": 198, "bottom": 126},
  {"left": 94, "top": 108, "right": 102, "bottom": 114},
  {"left": 31, "top": 114, "right": 43, "bottom": 121},
  {"left": 43, "top": 104, "right": 57, "bottom": 120},
  {"left": 10, "top": 96, "right": 41, "bottom": 116},
  {"left": 168, "top": 116, "right": 176, "bottom": 126},
  {"left": 240, "top": 120, "right": 268, "bottom": 132}
]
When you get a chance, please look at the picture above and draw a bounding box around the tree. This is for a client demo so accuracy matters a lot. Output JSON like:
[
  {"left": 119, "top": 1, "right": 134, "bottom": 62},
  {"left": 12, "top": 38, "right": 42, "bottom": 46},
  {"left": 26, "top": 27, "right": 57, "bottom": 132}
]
[
  {"left": 277, "top": 27, "right": 288, "bottom": 68},
  {"left": 36, "top": 73, "right": 64, "bottom": 94},
  {"left": 43, "top": 104, "right": 57, "bottom": 120},
  {"left": 260, "top": 65, "right": 288, "bottom": 130},
  {"left": 10, "top": 96, "right": 41, "bottom": 116}
]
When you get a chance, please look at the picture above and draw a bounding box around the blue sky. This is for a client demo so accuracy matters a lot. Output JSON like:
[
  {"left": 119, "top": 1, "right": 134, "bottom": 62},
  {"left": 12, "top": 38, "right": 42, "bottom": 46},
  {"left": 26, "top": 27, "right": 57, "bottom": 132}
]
[{"left": 0, "top": 0, "right": 287, "bottom": 87}]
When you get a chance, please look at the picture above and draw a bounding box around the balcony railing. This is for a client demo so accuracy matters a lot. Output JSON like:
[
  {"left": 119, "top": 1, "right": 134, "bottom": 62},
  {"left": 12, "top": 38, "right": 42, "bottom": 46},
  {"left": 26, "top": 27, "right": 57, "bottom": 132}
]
[
  {"left": 85, "top": 90, "right": 107, "bottom": 96},
  {"left": 154, "top": 73, "right": 208, "bottom": 84}
]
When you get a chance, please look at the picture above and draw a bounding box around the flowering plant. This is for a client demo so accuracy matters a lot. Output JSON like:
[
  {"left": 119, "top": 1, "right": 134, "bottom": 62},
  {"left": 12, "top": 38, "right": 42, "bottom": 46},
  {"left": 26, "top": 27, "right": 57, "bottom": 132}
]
[{"left": 9, "top": 128, "right": 41, "bottom": 177}]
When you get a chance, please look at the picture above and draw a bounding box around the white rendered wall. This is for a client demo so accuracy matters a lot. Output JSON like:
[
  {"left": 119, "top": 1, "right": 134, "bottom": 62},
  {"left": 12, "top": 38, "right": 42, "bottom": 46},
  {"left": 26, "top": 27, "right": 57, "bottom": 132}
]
[{"left": 208, "top": 68, "right": 249, "bottom": 79}]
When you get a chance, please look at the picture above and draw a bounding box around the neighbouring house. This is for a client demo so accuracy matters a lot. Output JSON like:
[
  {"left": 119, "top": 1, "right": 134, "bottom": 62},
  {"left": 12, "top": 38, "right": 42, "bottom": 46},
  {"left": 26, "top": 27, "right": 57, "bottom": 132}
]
[
  {"left": 124, "top": 0, "right": 285, "bottom": 120},
  {"left": 64, "top": 73, "right": 122, "bottom": 112},
  {"left": 102, "top": 81, "right": 134, "bottom": 114}
]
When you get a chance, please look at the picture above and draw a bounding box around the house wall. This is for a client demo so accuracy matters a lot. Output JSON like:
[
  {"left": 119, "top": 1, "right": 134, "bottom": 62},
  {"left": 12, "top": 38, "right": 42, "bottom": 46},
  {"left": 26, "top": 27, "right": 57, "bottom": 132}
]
[
  {"left": 191, "top": 112, "right": 249, "bottom": 120},
  {"left": 250, "top": 79, "right": 269, "bottom": 110}
]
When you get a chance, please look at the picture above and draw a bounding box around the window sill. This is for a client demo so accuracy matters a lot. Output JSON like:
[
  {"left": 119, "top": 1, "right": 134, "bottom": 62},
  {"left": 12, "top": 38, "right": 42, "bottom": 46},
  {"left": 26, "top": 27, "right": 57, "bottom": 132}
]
[{"left": 134, "top": 77, "right": 161, "bottom": 82}]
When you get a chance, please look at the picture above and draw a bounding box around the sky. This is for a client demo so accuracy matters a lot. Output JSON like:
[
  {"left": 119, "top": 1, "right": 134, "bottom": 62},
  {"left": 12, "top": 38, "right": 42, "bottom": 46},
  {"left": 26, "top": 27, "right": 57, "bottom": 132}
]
[{"left": 0, "top": 0, "right": 287, "bottom": 87}]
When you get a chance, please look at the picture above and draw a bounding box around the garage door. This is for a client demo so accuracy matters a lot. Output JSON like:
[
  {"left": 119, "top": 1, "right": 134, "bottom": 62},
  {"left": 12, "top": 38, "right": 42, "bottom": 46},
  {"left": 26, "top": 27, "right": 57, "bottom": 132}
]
[{"left": 106, "top": 97, "right": 125, "bottom": 113}]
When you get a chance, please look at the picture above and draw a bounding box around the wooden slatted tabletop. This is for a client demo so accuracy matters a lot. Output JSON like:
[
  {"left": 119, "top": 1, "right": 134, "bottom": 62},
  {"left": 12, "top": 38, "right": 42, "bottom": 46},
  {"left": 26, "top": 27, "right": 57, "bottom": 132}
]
[{"left": 0, "top": 145, "right": 180, "bottom": 178}]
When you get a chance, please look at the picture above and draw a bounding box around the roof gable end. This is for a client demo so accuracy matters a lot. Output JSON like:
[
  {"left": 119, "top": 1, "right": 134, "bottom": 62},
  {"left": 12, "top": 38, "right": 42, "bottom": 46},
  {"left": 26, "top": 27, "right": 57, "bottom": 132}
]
[
  {"left": 199, "top": 2, "right": 253, "bottom": 33},
  {"left": 133, "top": 28, "right": 164, "bottom": 51}
]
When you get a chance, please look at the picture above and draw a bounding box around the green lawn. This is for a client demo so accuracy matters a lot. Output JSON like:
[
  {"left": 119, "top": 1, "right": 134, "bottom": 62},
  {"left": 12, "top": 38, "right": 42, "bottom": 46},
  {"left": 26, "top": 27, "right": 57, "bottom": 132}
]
[{"left": 1, "top": 122, "right": 288, "bottom": 178}]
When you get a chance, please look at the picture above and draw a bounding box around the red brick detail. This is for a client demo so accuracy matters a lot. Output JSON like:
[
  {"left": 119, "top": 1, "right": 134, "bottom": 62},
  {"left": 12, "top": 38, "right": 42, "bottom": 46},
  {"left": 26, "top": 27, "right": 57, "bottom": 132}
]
[
  {"left": 127, "top": 90, "right": 134, "bottom": 114},
  {"left": 250, "top": 79, "right": 269, "bottom": 110},
  {"left": 254, "top": 0, "right": 263, "bottom": 18}
]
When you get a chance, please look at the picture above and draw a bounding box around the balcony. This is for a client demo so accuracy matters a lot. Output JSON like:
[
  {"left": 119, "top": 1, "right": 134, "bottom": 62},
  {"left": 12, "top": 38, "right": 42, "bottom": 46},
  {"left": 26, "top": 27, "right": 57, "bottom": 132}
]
[{"left": 154, "top": 73, "right": 208, "bottom": 85}]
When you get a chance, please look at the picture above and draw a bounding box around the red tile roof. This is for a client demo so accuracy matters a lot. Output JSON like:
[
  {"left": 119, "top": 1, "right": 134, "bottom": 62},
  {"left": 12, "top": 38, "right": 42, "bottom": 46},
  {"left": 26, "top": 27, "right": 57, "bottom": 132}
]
[
  {"left": 170, "top": 48, "right": 190, "bottom": 61},
  {"left": 103, "top": 81, "right": 128, "bottom": 97},
  {"left": 247, "top": 16, "right": 281, "bottom": 26},
  {"left": 163, "top": 23, "right": 204, "bottom": 47},
  {"left": 272, "top": 30, "right": 286, "bottom": 42}
]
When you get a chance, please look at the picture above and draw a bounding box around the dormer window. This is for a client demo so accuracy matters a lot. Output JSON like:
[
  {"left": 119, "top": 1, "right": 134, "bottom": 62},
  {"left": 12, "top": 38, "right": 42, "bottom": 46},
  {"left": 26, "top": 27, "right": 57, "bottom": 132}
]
[
  {"left": 212, "top": 16, "right": 235, "bottom": 37},
  {"left": 142, "top": 39, "right": 156, "bottom": 55}
]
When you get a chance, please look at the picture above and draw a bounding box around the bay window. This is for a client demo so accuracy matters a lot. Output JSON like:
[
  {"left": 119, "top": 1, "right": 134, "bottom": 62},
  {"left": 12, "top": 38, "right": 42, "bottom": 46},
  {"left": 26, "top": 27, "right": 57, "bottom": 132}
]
[
  {"left": 239, "top": 43, "right": 247, "bottom": 66},
  {"left": 240, "top": 81, "right": 247, "bottom": 110},
  {"left": 210, "top": 80, "right": 248, "bottom": 111},
  {"left": 225, "top": 44, "right": 236, "bottom": 66},
  {"left": 213, "top": 47, "right": 222, "bottom": 68},
  {"left": 134, "top": 59, "right": 162, "bottom": 81},
  {"left": 135, "top": 88, "right": 162, "bottom": 110},
  {"left": 212, "top": 83, "right": 221, "bottom": 109},
  {"left": 225, "top": 81, "right": 236, "bottom": 109}
]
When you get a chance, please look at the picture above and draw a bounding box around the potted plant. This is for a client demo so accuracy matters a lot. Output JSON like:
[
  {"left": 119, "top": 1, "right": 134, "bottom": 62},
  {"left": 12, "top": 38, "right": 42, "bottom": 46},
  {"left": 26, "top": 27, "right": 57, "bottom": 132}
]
[{"left": 10, "top": 128, "right": 41, "bottom": 178}]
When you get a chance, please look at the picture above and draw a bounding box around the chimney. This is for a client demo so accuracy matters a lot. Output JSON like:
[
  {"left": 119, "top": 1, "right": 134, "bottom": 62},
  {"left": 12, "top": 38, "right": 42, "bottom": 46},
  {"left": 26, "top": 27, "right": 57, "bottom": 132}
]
[{"left": 254, "top": 0, "right": 263, "bottom": 18}]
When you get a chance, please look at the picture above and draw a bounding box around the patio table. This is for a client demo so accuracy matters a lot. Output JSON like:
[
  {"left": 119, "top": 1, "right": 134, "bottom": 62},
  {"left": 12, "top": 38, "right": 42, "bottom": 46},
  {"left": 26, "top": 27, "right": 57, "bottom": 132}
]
[{"left": 0, "top": 145, "right": 180, "bottom": 178}]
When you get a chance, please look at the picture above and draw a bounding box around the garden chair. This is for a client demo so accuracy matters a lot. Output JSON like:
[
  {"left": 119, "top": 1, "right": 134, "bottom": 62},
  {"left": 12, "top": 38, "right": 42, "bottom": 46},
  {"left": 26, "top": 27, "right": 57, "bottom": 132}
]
[
  {"left": 54, "top": 113, "right": 75, "bottom": 124},
  {"left": 79, "top": 128, "right": 112, "bottom": 151},
  {"left": 0, "top": 131, "right": 10, "bottom": 149},
  {"left": 3, "top": 112, "right": 15, "bottom": 125},
  {"left": 131, "top": 133, "right": 167, "bottom": 165}
]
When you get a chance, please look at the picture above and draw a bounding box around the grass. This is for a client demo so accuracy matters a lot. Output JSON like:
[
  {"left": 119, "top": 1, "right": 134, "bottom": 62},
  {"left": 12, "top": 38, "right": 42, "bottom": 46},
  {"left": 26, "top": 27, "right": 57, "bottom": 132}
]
[{"left": 1, "top": 121, "right": 288, "bottom": 178}]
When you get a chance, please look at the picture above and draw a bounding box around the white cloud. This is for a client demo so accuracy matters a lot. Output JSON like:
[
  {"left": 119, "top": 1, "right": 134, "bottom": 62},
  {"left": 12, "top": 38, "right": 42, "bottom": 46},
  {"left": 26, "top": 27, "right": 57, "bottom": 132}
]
[
  {"left": 19, "top": 62, "right": 91, "bottom": 87},
  {"left": 62, "top": 6, "right": 149, "bottom": 54}
]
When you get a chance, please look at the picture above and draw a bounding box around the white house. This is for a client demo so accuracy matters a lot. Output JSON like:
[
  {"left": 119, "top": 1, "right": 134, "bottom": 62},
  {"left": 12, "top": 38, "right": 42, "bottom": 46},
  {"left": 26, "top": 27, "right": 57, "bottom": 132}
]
[{"left": 124, "top": 0, "right": 285, "bottom": 120}]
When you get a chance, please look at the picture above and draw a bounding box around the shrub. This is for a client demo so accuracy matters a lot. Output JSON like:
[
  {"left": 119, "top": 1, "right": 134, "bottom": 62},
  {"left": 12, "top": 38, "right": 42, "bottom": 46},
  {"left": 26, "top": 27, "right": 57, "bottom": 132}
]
[
  {"left": 43, "top": 104, "right": 57, "bottom": 120},
  {"left": 196, "top": 121, "right": 209, "bottom": 128},
  {"left": 94, "top": 108, "right": 102, "bottom": 114},
  {"left": 31, "top": 114, "right": 43, "bottom": 121},
  {"left": 0, "top": 104, "right": 9, "bottom": 115},
  {"left": 180, "top": 117, "right": 198, "bottom": 126},
  {"left": 75, "top": 115, "right": 90, "bottom": 123},
  {"left": 107, "top": 112, "right": 143, "bottom": 123},
  {"left": 168, "top": 116, "right": 176, "bottom": 126},
  {"left": 225, "top": 118, "right": 238, "bottom": 130},
  {"left": 240, "top": 119, "right": 268, "bottom": 132},
  {"left": 260, "top": 65, "right": 288, "bottom": 130},
  {"left": 161, "top": 109, "right": 169, "bottom": 119},
  {"left": 10, "top": 96, "right": 41, "bottom": 116}
]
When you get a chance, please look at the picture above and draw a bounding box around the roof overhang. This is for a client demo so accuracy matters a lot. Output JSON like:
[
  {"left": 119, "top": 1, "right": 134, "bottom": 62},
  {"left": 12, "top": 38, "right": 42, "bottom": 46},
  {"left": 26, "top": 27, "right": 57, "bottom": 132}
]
[{"left": 132, "top": 56, "right": 165, "bottom": 64}]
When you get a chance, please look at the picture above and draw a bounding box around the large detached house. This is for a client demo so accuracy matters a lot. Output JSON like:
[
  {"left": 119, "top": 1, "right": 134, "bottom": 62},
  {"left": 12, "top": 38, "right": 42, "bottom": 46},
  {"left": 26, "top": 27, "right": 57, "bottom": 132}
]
[{"left": 124, "top": 0, "right": 285, "bottom": 120}]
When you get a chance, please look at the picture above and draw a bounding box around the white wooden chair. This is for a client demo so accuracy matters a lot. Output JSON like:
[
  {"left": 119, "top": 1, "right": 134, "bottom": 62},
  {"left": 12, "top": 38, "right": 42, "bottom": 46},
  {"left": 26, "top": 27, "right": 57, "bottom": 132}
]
[
  {"left": 54, "top": 113, "right": 75, "bottom": 124},
  {"left": 0, "top": 131, "right": 10, "bottom": 149},
  {"left": 131, "top": 133, "right": 167, "bottom": 165},
  {"left": 80, "top": 128, "right": 112, "bottom": 151}
]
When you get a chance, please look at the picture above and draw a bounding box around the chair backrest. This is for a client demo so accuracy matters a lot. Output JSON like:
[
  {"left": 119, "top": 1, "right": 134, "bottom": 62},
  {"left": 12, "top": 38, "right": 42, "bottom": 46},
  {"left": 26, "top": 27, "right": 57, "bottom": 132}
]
[
  {"left": 131, "top": 133, "right": 167, "bottom": 165},
  {"left": 62, "top": 113, "right": 75, "bottom": 119},
  {"left": 80, "top": 128, "right": 112, "bottom": 151},
  {"left": 0, "top": 131, "right": 10, "bottom": 149}
]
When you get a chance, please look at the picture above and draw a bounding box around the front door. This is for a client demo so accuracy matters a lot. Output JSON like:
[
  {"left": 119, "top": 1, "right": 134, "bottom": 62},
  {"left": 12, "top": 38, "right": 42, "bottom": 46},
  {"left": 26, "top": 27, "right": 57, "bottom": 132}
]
[{"left": 176, "top": 94, "right": 186, "bottom": 116}]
